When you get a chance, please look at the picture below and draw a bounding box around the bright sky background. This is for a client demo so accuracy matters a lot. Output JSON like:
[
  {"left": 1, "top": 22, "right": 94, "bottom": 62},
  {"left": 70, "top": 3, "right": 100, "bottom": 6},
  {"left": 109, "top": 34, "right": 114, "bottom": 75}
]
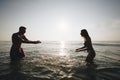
[{"left": 0, "top": 0, "right": 120, "bottom": 41}]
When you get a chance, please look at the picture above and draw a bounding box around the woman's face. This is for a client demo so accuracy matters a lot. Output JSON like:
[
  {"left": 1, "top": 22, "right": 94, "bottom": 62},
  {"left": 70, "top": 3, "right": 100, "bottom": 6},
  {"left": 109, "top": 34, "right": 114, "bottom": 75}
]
[{"left": 80, "top": 32, "right": 83, "bottom": 37}]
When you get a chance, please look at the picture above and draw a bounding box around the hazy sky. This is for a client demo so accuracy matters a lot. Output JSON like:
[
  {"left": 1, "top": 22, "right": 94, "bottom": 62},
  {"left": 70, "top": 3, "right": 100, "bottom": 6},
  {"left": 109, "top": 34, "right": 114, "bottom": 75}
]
[{"left": 0, "top": 0, "right": 120, "bottom": 41}]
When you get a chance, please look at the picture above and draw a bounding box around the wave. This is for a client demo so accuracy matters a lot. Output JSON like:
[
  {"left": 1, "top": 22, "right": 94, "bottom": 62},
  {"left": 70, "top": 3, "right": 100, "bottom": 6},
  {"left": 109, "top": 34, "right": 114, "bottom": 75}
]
[{"left": 93, "top": 43, "right": 120, "bottom": 47}]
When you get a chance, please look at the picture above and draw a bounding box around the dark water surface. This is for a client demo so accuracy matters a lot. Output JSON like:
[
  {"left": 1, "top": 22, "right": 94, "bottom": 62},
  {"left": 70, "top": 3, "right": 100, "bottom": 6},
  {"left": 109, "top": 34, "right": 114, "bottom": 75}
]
[{"left": 0, "top": 41, "right": 120, "bottom": 80}]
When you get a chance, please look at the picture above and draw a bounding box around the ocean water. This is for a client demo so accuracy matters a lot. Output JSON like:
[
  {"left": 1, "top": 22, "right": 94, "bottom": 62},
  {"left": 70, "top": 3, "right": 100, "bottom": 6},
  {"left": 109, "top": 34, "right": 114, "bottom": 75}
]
[{"left": 0, "top": 41, "right": 120, "bottom": 80}]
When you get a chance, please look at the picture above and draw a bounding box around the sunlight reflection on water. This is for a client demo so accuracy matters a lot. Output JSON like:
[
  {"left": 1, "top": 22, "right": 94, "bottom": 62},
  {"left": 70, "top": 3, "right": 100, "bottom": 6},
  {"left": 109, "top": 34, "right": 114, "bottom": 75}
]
[{"left": 59, "top": 41, "right": 67, "bottom": 56}]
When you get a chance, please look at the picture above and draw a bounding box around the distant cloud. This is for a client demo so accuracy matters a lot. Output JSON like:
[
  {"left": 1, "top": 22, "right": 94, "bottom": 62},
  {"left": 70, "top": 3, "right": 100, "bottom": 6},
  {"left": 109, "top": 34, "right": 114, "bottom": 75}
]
[
  {"left": 96, "top": 19, "right": 120, "bottom": 30},
  {"left": 110, "top": 19, "right": 120, "bottom": 29}
]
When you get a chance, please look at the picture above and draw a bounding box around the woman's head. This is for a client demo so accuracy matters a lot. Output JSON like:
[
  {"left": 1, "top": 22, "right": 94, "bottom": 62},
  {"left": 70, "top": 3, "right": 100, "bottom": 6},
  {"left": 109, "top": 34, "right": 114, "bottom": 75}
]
[{"left": 80, "top": 29, "right": 89, "bottom": 37}]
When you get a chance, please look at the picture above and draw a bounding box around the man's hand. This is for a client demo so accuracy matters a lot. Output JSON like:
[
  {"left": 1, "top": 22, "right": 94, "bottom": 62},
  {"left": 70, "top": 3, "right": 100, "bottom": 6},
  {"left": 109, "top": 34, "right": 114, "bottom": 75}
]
[{"left": 34, "top": 40, "right": 41, "bottom": 44}]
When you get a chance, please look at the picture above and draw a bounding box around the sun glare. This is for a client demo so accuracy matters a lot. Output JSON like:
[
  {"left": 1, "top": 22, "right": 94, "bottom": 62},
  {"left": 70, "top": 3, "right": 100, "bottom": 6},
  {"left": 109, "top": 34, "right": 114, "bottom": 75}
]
[{"left": 58, "top": 22, "right": 68, "bottom": 32}]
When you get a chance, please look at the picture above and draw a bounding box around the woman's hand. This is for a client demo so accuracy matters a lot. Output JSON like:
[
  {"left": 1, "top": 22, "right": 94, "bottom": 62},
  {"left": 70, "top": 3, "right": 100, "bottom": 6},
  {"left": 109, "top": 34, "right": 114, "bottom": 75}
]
[{"left": 75, "top": 48, "right": 81, "bottom": 52}]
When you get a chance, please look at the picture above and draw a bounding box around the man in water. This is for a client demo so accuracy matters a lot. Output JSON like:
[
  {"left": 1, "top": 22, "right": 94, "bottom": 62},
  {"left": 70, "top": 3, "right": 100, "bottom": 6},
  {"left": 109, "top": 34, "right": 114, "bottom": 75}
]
[{"left": 10, "top": 26, "right": 41, "bottom": 60}]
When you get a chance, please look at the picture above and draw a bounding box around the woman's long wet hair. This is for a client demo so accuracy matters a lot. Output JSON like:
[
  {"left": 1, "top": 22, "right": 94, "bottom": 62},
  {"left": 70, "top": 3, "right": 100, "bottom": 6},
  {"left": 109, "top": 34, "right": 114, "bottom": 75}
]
[{"left": 81, "top": 29, "right": 90, "bottom": 38}]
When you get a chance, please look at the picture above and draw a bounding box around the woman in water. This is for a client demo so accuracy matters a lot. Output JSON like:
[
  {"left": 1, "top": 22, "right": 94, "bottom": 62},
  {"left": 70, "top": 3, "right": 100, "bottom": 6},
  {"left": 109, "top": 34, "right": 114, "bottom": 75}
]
[{"left": 76, "top": 29, "right": 96, "bottom": 64}]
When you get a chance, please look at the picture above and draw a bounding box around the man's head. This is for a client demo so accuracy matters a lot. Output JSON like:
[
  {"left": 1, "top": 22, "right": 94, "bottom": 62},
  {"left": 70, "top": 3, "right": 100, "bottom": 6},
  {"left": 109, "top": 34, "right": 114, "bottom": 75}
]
[{"left": 19, "top": 26, "right": 26, "bottom": 34}]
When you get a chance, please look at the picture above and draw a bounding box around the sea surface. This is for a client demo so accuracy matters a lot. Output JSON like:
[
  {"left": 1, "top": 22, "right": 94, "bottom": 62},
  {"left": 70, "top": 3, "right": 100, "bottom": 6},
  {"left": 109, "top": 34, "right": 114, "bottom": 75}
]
[{"left": 0, "top": 41, "right": 120, "bottom": 80}]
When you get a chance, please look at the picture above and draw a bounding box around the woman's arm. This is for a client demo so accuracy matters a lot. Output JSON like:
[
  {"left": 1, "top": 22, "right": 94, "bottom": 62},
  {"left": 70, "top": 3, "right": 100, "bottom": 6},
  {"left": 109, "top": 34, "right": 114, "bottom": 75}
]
[
  {"left": 75, "top": 47, "right": 87, "bottom": 52},
  {"left": 75, "top": 45, "right": 87, "bottom": 52}
]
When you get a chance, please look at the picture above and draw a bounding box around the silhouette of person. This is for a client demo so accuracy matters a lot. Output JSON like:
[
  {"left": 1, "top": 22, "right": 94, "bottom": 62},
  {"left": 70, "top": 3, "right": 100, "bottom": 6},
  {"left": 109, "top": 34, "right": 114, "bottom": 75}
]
[
  {"left": 75, "top": 29, "right": 96, "bottom": 64},
  {"left": 10, "top": 26, "right": 41, "bottom": 60}
]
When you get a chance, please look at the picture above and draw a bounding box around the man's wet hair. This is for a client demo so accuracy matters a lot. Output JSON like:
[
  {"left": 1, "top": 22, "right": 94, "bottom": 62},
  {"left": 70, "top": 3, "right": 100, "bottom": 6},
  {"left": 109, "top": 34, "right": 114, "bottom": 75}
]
[{"left": 19, "top": 26, "right": 26, "bottom": 31}]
